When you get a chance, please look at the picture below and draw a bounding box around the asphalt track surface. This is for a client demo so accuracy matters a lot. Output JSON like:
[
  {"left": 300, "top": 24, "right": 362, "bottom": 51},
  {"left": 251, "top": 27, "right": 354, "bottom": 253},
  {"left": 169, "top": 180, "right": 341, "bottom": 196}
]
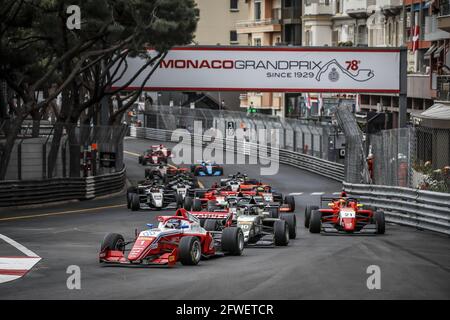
[{"left": 0, "top": 137, "right": 449, "bottom": 299}]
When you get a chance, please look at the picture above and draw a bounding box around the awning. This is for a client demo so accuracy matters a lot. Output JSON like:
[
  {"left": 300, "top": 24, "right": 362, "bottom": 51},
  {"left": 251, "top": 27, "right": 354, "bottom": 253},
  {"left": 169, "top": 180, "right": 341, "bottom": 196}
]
[
  {"left": 424, "top": 44, "right": 437, "bottom": 59},
  {"left": 434, "top": 45, "right": 445, "bottom": 58},
  {"left": 412, "top": 103, "right": 450, "bottom": 128}
]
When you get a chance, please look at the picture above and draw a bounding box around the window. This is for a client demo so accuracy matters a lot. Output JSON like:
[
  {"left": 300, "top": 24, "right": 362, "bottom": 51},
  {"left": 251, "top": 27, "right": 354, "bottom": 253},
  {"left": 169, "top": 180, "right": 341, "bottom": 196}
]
[
  {"left": 230, "top": 0, "right": 238, "bottom": 10},
  {"left": 284, "top": 0, "right": 293, "bottom": 7},
  {"left": 230, "top": 30, "right": 238, "bottom": 43},
  {"left": 254, "top": 1, "right": 262, "bottom": 20},
  {"left": 253, "top": 38, "right": 262, "bottom": 46}
]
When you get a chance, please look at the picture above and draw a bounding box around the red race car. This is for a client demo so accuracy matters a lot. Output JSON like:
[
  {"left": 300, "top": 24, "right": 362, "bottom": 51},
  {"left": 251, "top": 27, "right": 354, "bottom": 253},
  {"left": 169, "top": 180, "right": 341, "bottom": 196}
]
[
  {"left": 305, "top": 193, "right": 385, "bottom": 235},
  {"left": 138, "top": 145, "right": 171, "bottom": 166},
  {"left": 99, "top": 208, "right": 244, "bottom": 266}
]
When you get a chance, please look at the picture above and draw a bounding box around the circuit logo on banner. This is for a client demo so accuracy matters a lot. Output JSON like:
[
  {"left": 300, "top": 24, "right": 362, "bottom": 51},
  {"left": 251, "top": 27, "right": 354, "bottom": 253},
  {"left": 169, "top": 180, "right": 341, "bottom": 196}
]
[{"left": 111, "top": 47, "right": 400, "bottom": 93}]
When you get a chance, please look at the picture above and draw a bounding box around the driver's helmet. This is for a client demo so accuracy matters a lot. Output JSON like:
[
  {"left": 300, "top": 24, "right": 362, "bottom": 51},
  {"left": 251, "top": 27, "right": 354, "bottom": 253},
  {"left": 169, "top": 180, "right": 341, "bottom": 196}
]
[
  {"left": 256, "top": 186, "right": 264, "bottom": 193},
  {"left": 166, "top": 219, "right": 181, "bottom": 229},
  {"left": 341, "top": 190, "right": 347, "bottom": 198}
]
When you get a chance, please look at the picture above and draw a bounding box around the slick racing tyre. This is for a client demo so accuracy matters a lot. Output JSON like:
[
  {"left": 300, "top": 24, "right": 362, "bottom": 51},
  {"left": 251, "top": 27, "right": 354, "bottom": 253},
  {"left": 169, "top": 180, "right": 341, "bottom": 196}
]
[
  {"left": 304, "top": 205, "right": 319, "bottom": 228},
  {"left": 221, "top": 227, "right": 244, "bottom": 256},
  {"left": 101, "top": 233, "right": 125, "bottom": 253},
  {"left": 309, "top": 210, "right": 322, "bottom": 233},
  {"left": 374, "top": 210, "right": 386, "bottom": 234},
  {"left": 284, "top": 195, "right": 295, "bottom": 211},
  {"left": 267, "top": 206, "right": 279, "bottom": 219},
  {"left": 192, "top": 199, "right": 202, "bottom": 211},
  {"left": 204, "top": 219, "right": 218, "bottom": 231},
  {"left": 280, "top": 213, "right": 297, "bottom": 239},
  {"left": 126, "top": 187, "right": 136, "bottom": 209},
  {"left": 179, "top": 236, "right": 202, "bottom": 266},
  {"left": 131, "top": 194, "right": 141, "bottom": 211},
  {"left": 184, "top": 196, "right": 193, "bottom": 210},
  {"left": 274, "top": 220, "right": 289, "bottom": 246},
  {"left": 176, "top": 194, "right": 184, "bottom": 209}
]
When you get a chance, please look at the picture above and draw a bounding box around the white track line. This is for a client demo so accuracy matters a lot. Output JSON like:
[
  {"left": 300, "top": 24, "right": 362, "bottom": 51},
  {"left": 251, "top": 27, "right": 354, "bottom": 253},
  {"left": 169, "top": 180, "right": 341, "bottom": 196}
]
[
  {"left": 0, "top": 234, "right": 38, "bottom": 257},
  {"left": 0, "top": 234, "right": 41, "bottom": 284}
]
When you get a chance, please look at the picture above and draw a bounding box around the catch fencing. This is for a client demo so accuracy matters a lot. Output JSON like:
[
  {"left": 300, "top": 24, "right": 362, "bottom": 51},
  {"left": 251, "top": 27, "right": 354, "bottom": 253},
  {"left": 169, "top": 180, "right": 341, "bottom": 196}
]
[{"left": 344, "top": 182, "right": 450, "bottom": 235}]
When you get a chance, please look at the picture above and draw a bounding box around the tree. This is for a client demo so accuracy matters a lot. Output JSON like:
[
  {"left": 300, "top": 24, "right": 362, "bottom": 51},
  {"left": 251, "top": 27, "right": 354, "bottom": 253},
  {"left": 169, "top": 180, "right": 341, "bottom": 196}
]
[{"left": 0, "top": 0, "right": 199, "bottom": 179}]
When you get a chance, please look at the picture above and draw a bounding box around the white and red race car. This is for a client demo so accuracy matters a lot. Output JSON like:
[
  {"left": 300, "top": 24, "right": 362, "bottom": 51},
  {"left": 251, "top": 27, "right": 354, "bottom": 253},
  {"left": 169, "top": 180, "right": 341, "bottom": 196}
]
[{"left": 99, "top": 208, "right": 244, "bottom": 266}]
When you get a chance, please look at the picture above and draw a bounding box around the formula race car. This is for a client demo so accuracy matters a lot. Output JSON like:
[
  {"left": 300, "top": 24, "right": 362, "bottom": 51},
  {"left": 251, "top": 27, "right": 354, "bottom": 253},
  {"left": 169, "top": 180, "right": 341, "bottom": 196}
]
[
  {"left": 191, "top": 197, "right": 297, "bottom": 247},
  {"left": 305, "top": 193, "right": 385, "bottom": 235},
  {"left": 138, "top": 145, "right": 171, "bottom": 166},
  {"left": 127, "top": 181, "right": 183, "bottom": 211},
  {"left": 191, "top": 160, "right": 223, "bottom": 176},
  {"left": 99, "top": 209, "right": 244, "bottom": 266}
]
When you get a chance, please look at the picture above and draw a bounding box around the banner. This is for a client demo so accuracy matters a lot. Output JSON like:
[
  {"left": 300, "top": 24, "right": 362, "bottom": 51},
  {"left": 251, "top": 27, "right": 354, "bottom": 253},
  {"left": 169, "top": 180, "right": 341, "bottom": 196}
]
[{"left": 111, "top": 46, "right": 401, "bottom": 93}]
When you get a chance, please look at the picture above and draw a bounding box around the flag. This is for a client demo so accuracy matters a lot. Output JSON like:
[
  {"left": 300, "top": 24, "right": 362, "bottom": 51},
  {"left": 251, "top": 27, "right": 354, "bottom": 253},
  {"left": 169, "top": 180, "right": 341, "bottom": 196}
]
[
  {"left": 412, "top": 25, "right": 420, "bottom": 53},
  {"left": 318, "top": 93, "right": 324, "bottom": 115},
  {"left": 355, "top": 94, "right": 361, "bottom": 112},
  {"left": 304, "top": 93, "right": 311, "bottom": 109}
]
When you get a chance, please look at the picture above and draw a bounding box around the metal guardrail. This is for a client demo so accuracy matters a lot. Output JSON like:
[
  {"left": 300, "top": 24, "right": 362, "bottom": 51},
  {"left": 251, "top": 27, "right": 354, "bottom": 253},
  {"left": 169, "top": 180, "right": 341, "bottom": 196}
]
[
  {"left": 0, "top": 167, "right": 126, "bottom": 207},
  {"left": 129, "top": 127, "right": 345, "bottom": 182},
  {"left": 343, "top": 182, "right": 450, "bottom": 235}
]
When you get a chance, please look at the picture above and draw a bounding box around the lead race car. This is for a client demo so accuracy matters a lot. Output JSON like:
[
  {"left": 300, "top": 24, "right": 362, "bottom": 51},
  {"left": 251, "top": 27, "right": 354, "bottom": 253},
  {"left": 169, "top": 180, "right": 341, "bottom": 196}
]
[
  {"left": 99, "top": 209, "right": 244, "bottom": 266},
  {"left": 138, "top": 145, "right": 172, "bottom": 166},
  {"left": 305, "top": 192, "right": 386, "bottom": 235}
]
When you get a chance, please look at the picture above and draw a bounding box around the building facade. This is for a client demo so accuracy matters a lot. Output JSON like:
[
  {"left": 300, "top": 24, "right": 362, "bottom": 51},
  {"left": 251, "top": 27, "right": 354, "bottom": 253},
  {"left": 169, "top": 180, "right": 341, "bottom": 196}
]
[
  {"left": 299, "top": 0, "right": 450, "bottom": 126},
  {"left": 237, "top": 0, "right": 303, "bottom": 115},
  {"left": 194, "top": 0, "right": 249, "bottom": 45}
]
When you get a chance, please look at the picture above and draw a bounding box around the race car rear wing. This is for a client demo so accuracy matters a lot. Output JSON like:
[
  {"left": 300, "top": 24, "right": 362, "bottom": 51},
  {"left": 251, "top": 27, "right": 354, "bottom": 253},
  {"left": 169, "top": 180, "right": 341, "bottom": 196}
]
[{"left": 319, "top": 195, "right": 361, "bottom": 206}]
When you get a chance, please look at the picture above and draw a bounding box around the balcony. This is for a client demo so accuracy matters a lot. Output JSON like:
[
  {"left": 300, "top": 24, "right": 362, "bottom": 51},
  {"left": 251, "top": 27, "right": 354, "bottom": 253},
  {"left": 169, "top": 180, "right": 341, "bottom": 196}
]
[
  {"left": 380, "top": 0, "right": 402, "bottom": 16},
  {"left": 345, "top": 0, "right": 375, "bottom": 19},
  {"left": 407, "top": 74, "right": 432, "bottom": 99},
  {"left": 437, "top": 75, "right": 450, "bottom": 102},
  {"left": 236, "top": 8, "right": 281, "bottom": 34},
  {"left": 437, "top": 1, "right": 450, "bottom": 32},
  {"left": 304, "top": 3, "right": 333, "bottom": 16}
]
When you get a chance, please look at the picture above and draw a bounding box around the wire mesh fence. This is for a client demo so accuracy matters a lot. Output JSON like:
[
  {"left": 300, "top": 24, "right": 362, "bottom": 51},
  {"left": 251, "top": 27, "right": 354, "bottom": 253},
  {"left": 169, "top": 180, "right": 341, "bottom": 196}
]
[
  {"left": 369, "top": 126, "right": 450, "bottom": 192},
  {"left": 142, "top": 105, "right": 345, "bottom": 164},
  {"left": 0, "top": 124, "right": 127, "bottom": 180}
]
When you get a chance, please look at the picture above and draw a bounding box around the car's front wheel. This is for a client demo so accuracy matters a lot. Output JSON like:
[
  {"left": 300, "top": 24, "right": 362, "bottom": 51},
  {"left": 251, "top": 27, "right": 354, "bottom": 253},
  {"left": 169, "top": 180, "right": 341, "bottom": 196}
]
[
  {"left": 374, "top": 210, "right": 386, "bottom": 234},
  {"left": 221, "top": 227, "right": 244, "bottom": 255},
  {"left": 179, "top": 236, "right": 202, "bottom": 265},
  {"left": 309, "top": 210, "right": 322, "bottom": 233},
  {"left": 274, "top": 220, "right": 289, "bottom": 246}
]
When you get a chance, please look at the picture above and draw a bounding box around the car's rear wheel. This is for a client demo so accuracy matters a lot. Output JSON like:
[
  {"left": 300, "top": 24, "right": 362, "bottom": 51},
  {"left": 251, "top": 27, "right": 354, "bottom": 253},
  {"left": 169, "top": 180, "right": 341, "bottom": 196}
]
[
  {"left": 274, "top": 220, "right": 289, "bottom": 246},
  {"left": 178, "top": 236, "right": 202, "bottom": 266},
  {"left": 221, "top": 227, "right": 244, "bottom": 255},
  {"left": 204, "top": 219, "right": 218, "bottom": 231},
  {"left": 175, "top": 194, "right": 183, "bottom": 209},
  {"left": 101, "top": 233, "right": 125, "bottom": 253},
  {"left": 184, "top": 196, "right": 193, "bottom": 210},
  {"left": 284, "top": 196, "right": 295, "bottom": 211},
  {"left": 131, "top": 194, "right": 140, "bottom": 211},
  {"left": 267, "top": 206, "right": 279, "bottom": 219},
  {"left": 280, "top": 213, "right": 297, "bottom": 239},
  {"left": 192, "top": 199, "right": 202, "bottom": 211},
  {"left": 309, "top": 210, "right": 322, "bottom": 233},
  {"left": 374, "top": 210, "right": 386, "bottom": 234},
  {"left": 304, "top": 205, "right": 319, "bottom": 228}
]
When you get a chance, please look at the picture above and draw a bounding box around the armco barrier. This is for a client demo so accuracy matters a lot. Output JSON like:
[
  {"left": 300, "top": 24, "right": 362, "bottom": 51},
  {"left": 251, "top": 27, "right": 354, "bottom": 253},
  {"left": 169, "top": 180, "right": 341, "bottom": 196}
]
[
  {"left": 343, "top": 182, "right": 450, "bottom": 235},
  {"left": 129, "top": 127, "right": 345, "bottom": 181},
  {"left": 0, "top": 167, "right": 125, "bottom": 207}
]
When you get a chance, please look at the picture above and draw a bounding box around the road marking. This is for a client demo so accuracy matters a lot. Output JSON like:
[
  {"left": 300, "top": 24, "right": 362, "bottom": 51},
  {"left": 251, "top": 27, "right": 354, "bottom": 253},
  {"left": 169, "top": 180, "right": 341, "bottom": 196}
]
[
  {"left": 0, "top": 234, "right": 38, "bottom": 257},
  {"left": 0, "top": 234, "right": 41, "bottom": 284},
  {"left": 0, "top": 204, "right": 126, "bottom": 222},
  {"left": 124, "top": 150, "right": 140, "bottom": 157},
  {"left": 289, "top": 192, "right": 303, "bottom": 196},
  {"left": 311, "top": 192, "right": 325, "bottom": 196}
]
